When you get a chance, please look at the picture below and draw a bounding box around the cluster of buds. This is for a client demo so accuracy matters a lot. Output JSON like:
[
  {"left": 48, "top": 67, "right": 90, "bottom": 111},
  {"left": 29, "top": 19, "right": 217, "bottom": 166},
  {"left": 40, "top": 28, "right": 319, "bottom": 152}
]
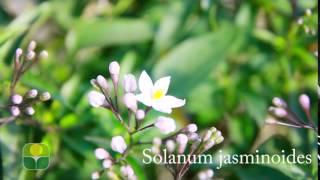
[
  {"left": 0, "top": 41, "right": 50, "bottom": 125},
  {"left": 89, "top": 61, "right": 188, "bottom": 179},
  {"left": 92, "top": 147, "right": 137, "bottom": 180},
  {"left": 150, "top": 124, "right": 223, "bottom": 179},
  {"left": 197, "top": 169, "right": 214, "bottom": 180},
  {"left": 296, "top": 9, "right": 317, "bottom": 36},
  {"left": 9, "top": 90, "right": 51, "bottom": 117},
  {"left": 266, "top": 94, "right": 317, "bottom": 132}
]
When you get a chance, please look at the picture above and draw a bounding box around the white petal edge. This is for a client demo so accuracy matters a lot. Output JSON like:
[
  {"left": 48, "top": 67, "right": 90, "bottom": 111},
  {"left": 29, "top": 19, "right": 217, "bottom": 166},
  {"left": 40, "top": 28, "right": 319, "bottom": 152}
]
[
  {"left": 138, "top": 71, "right": 153, "bottom": 95},
  {"left": 152, "top": 100, "right": 172, "bottom": 114},
  {"left": 153, "top": 76, "right": 171, "bottom": 95},
  {"left": 163, "top": 95, "right": 186, "bottom": 108},
  {"left": 136, "top": 93, "right": 152, "bottom": 107}
]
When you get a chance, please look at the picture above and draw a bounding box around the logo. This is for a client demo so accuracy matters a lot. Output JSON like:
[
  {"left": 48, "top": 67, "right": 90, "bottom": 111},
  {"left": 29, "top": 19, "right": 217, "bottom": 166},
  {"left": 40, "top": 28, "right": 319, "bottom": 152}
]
[{"left": 22, "top": 143, "right": 50, "bottom": 170}]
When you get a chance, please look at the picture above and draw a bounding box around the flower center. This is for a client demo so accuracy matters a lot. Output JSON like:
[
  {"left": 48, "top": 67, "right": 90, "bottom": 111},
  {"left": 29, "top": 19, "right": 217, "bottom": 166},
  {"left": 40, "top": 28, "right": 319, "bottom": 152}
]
[{"left": 152, "top": 90, "right": 164, "bottom": 100}]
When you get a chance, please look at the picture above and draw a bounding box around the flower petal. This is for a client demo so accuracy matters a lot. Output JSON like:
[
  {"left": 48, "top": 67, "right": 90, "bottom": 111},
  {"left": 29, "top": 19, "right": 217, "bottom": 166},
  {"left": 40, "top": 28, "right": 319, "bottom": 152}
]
[
  {"left": 153, "top": 76, "right": 171, "bottom": 95},
  {"left": 152, "top": 100, "right": 172, "bottom": 113},
  {"left": 136, "top": 93, "right": 152, "bottom": 106},
  {"left": 138, "top": 71, "right": 153, "bottom": 95},
  {"left": 163, "top": 95, "right": 186, "bottom": 108}
]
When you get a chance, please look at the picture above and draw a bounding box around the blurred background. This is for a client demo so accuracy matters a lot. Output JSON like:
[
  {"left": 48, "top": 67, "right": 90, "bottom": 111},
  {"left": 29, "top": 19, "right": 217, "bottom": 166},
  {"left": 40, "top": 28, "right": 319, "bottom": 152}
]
[{"left": 0, "top": 0, "right": 318, "bottom": 179}]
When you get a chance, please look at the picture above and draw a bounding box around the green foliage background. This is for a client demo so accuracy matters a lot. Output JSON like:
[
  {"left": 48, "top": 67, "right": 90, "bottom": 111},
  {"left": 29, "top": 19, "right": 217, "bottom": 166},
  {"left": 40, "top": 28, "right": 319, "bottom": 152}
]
[{"left": 0, "top": 0, "right": 318, "bottom": 179}]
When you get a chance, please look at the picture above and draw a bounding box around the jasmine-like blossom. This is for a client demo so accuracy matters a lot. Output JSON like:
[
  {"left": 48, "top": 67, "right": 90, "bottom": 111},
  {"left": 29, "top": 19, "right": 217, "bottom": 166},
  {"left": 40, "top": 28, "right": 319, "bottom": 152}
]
[
  {"left": 154, "top": 116, "right": 176, "bottom": 134},
  {"left": 268, "top": 107, "right": 287, "bottom": 118},
  {"left": 111, "top": 136, "right": 127, "bottom": 154},
  {"left": 123, "top": 74, "right": 137, "bottom": 93},
  {"left": 88, "top": 91, "right": 107, "bottom": 107},
  {"left": 136, "top": 71, "right": 185, "bottom": 113},
  {"left": 120, "top": 165, "right": 135, "bottom": 179},
  {"left": 94, "top": 148, "right": 110, "bottom": 160}
]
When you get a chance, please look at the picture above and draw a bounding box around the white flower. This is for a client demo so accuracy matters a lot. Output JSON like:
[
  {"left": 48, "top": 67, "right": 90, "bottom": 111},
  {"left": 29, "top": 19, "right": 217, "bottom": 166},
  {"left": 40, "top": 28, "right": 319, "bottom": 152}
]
[
  {"left": 88, "top": 91, "right": 106, "bottom": 107},
  {"left": 111, "top": 136, "right": 127, "bottom": 154},
  {"left": 94, "top": 148, "right": 109, "bottom": 160},
  {"left": 155, "top": 116, "right": 176, "bottom": 134},
  {"left": 136, "top": 71, "right": 185, "bottom": 113},
  {"left": 123, "top": 74, "right": 137, "bottom": 93},
  {"left": 123, "top": 93, "right": 137, "bottom": 112}
]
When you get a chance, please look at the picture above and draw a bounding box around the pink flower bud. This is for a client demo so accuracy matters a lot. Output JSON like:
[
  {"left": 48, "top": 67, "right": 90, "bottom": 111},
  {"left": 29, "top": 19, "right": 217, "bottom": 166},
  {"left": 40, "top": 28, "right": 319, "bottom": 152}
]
[
  {"left": 155, "top": 116, "right": 176, "bottom": 134},
  {"left": 40, "top": 92, "right": 51, "bottom": 101},
  {"left": 94, "top": 148, "right": 109, "bottom": 160},
  {"left": 123, "top": 74, "right": 137, "bottom": 93},
  {"left": 186, "top": 123, "right": 197, "bottom": 133},
  {"left": 299, "top": 94, "right": 310, "bottom": 110},
  {"left": 120, "top": 165, "right": 134, "bottom": 177},
  {"left": 39, "top": 50, "right": 48, "bottom": 59},
  {"left": 102, "top": 159, "right": 112, "bottom": 169},
  {"left": 25, "top": 107, "right": 35, "bottom": 115},
  {"left": 273, "top": 108, "right": 287, "bottom": 118},
  {"left": 11, "top": 94, "right": 23, "bottom": 104},
  {"left": 10, "top": 106, "right": 20, "bottom": 117},
  {"left": 272, "top": 97, "right": 287, "bottom": 107},
  {"left": 109, "top": 61, "right": 120, "bottom": 84},
  {"left": 203, "top": 130, "right": 212, "bottom": 142},
  {"left": 188, "top": 132, "right": 199, "bottom": 141},
  {"left": 135, "top": 109, "right": 145, "bottom": 120},
  {"left": 153, "top": 137, "right": 162, "bottom": 147},
  {"left": 27, "top": 89, "right": 38, "bottom": 98},
  {"left": 15, "top": 48, "right": 23, "bottom": 57},
  {"left": 176, "top": 134, "right": 188, "bottom": 153},
  {"left": 91, "top": 171, "right": 100, "bottom": 179},
  {"left": 123, "top": 93, "right": 137, "bottom": 112},
  {"left": 28, "top": 41, "right": 37, "bottom": 51},
  {"left": 96, "top": 75, "right": 108, "bottom": 91},
  {"left": 88, "top": 91, "right": 106, "bottom": 107},
  {"left": 26, "top": 51, "right": 35, "bottom": 60},
  {"left": 166, "top": 140, "right": 176, "bottom": 153},
  {"left": 111, "top": 136, "right": 127, "bottom": 154}
]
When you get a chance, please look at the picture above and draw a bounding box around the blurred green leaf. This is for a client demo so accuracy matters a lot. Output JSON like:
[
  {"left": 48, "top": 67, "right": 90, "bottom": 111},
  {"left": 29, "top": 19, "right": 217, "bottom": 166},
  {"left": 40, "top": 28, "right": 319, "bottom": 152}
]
[
  {"left": 66, "top": 18, "right": 154, "bottom": 53},
  {"left": 153, "top": 25, "right": 244, "bottom": 97}
]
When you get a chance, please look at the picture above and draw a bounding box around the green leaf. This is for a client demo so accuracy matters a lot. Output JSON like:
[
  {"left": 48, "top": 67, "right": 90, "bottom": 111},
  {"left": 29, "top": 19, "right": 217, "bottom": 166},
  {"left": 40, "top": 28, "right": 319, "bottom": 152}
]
[
  {"left": 66, "top": 18, "right": 154, "bottom": 53},
  {"left": 153, "top": 25, "right": 244, "bottom": 97}
]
